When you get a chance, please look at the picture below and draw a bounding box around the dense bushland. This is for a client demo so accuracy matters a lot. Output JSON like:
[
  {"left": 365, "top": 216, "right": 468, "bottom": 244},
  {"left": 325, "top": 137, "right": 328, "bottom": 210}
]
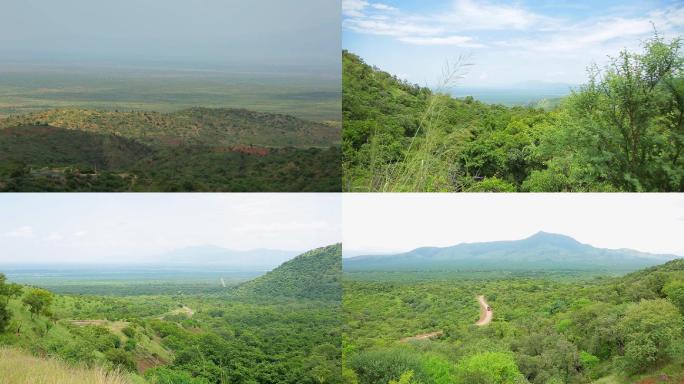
[
  {"left": 343, "top": 33, "right": 684, "bottom": 191},
  {"left": 343, "top": 259, "right": 684, "bottom": 383}
]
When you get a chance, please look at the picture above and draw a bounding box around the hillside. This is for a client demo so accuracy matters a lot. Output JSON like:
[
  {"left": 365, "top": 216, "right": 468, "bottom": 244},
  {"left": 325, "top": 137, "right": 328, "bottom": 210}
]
[
  {"left": 0, "top": 106, "right": 342, "bottom": 192},
  {"left": 0, "top": 347, "right": 134, "bottom": 384},
  {"left": 0, "top": 125, "right": 153, "bottom": 170},
  {"left": 344, "top": 232, "right": 679, "bottom": 272},
  {"left": 233, "top": 244, "right": 342, "bottom": 300},
  {"left": 0, "top": 107, "right": 339, "bottom": 148},
  {"left": 343, "top": 33, "right": 684, "bottom": 192}
]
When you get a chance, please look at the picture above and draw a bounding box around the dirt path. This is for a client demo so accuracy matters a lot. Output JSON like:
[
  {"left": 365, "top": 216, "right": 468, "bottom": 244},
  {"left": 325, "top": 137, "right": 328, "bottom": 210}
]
[
  {"left": 475, "top": 295, "right": 493, "bottom": 326},
  {"left": 158, "top": 305, "right": 194, "bottom": 319},
  {"left": 400, "top": 331, "right": 443, "bottom": 343}
]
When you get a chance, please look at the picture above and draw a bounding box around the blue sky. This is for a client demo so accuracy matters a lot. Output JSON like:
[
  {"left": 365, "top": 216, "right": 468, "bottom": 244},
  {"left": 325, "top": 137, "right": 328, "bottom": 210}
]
[
  {"left": 0, "top": 0, "right": 340, "bottom": 68},
  {"left": 0, "top": 194, "right": 341, "bottom": 264},
  {"left": 343, "top": 0, "right": 684, "bottom": 87}
]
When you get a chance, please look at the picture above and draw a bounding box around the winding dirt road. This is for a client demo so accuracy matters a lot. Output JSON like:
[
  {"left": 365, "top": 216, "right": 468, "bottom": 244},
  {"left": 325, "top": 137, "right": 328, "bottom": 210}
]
[{"left": 475, "top": 295, "right": 493, "bottom": 326}]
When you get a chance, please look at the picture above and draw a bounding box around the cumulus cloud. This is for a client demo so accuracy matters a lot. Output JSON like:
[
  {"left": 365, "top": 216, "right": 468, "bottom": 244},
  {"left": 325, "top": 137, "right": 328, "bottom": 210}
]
[{"left": 343, "top": 0, "right": 684, "bottom": 53}]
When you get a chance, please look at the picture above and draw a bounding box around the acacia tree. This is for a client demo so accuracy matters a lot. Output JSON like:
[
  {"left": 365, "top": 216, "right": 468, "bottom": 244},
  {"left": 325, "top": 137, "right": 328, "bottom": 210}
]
[
  {"left": 569, "top": 32, "right": 683, "bottom": 190},
  {"left": 617, "top": 299, "right": 683, "bottom": 373},
  {"left": 22, "top": 288, "right": 53, "bottom": 319}
]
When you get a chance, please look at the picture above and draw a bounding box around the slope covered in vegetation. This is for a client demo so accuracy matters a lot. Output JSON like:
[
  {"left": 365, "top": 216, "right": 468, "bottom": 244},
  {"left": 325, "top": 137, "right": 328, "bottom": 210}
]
[
  {"left": 0, "top": 347, "right": 133, "bottom": 384},
  {"left": 0, "top": 107, "right": 341, "bottom": 192},
  {"left": 0, "top": 107, "right": 339, "bottom": 148},
  {"left": 0, "top": 244, "right": 343, "bottom": 383},
  {"left": 343, "top": 259, "right": 684, "bottom": 384},
  {"left": 234, "top": 244, "right": 342, "bottom": 301},
  {"left": 343, "top": 33, "right": 684, "bottom": 192}
]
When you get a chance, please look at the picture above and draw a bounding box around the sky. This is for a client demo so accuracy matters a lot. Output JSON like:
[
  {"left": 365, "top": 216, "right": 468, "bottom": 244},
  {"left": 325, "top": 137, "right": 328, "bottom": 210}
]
[
  {"left": 0, "top": 194, "right": 341, "bottom": 264},
  {"left": 343, "top": 0, "right": 684, "bottom": 87},
  {"left": 0, "top": 0, "right": 340, "bottom": 69},
  {"left": 343, "top": 194, "right": 684, "bottom": 257}
]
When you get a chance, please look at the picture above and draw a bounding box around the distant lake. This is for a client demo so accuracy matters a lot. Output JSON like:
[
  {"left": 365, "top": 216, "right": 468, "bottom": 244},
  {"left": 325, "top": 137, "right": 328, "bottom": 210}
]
[{"left": 449, "top": 86, "right": 575, "bottom": 106}]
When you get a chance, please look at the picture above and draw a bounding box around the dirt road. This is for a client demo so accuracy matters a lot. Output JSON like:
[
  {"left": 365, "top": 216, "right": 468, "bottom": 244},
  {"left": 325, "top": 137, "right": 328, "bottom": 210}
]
[
  {"left": 475, "top": 295, "right": 492, "bottom": 326},
  {"left": 399, "top": 331, "right": 443, "bottom": 343}
]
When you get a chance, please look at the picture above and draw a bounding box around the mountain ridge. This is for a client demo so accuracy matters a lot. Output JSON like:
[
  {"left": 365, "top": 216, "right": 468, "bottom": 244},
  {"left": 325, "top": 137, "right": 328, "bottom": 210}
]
[
  {"left": 345, "top": 232, "right": 680, "bottom": 272},
  {"left": 0, "top": 107, "right": 340, "bottom": 148}
]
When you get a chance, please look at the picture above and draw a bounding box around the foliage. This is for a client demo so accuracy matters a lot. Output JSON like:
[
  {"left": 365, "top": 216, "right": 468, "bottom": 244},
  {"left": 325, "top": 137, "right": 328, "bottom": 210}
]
[
  {"left": 344, "top": 259, "right": 684, "bottom": 383},
  {"left": 233, "top": 244, "right": 342, "bottom": 300},
  {"left": 22, "top": 288, "right": 54, "bottom": 319},
  {"left": 0, "top": 105, "right": 342, "bottom": 192},
  {"left": 0, "top": 244, "right": 342, "bottom": 383},
  {"left": 454, "top": 352, "right": 523, "bottom": 384},
  {"left": 343, "top": 32, "right": 684, "bottom": 191}
]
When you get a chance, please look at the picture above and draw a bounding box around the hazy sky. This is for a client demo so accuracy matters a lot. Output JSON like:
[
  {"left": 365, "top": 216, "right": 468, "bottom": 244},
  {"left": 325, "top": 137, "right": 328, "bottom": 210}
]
[
  {"left": 343, "top": 0, "right": 684, "bottom": 87},
  {"left": 0, "top": 194, "right": 341, "bottom": 264},
  {"left": 343, "top": 194, "right": 684, "bottom": 257},
  {"left": 0, "top": 0, "right": 340, "bottom": 68}
]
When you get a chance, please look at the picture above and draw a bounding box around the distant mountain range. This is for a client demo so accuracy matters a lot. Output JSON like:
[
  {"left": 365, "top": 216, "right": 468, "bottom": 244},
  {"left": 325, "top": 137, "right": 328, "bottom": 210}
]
[
  {"left": 344, "top": 232, "right": 681, "bottom": 272},
  {"left": 155, "top": 245, "right": 302, "bottom": 270}
]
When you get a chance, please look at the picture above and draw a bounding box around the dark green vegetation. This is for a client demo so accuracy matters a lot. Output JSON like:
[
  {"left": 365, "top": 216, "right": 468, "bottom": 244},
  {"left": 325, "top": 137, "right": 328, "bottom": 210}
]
[
  {"left": 0, "top": 108, "right": 341, "bottom": 192},
  {"left": 343, "top": 33, "right": 684, "bottom": 191},
  {"left": 344, "top": 232, "right": 677, "bottom": 273},
  {"left": 0, "top": 244, "right": 342, "bottom": 383},
  {"left": 343, "top": 259, "right": 684, "bottom": 384}
]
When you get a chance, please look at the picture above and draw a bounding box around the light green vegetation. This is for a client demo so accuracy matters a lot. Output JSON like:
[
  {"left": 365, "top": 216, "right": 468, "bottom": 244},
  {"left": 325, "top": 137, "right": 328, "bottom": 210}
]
[
  {"left": 343, "top": 259, "right": 684, "bottom": 384},
  {"left": 0, "top": 68, "right": 340, "bottom": 122},
  {"left": 0, "top": 244, "right": 342, "bottom": 383},
  {"left": 343, "top": 33, "right": 684, "bottom": 192}
]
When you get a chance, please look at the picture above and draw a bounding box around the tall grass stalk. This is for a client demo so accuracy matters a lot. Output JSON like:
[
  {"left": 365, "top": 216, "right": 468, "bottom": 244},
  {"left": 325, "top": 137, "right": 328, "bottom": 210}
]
[
  {"left": 0, "top": 347, "right": 132, "bottom": 384},
  {"left": 369, "top": 58, "right": 470, "bottom": 192}
]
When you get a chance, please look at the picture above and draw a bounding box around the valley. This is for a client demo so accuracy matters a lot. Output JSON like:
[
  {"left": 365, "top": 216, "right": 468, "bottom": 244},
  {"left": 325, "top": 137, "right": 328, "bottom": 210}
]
[
  {"left": 343, "top": 258, "right": 684, "bottom": 384},
  {"left": 0, "top": 244, "right": 343, "bottom": 384}
]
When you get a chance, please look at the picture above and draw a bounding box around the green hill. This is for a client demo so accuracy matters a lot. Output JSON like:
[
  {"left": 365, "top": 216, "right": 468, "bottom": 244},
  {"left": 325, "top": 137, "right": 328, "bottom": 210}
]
[
  {"left": 233, "top": 244, "right": 342, "bottom": 301},
  {"left": 0, "top": 107, "right": 341, "bottom": 191},
  {"left": 344, "top": 232, "right": 679, "bottom": 273}
]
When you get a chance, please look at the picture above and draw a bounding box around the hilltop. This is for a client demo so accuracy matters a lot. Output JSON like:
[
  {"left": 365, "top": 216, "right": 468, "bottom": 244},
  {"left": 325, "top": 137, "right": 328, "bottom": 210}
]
[
  {"left": 233, "top": 244, "right": 342, "bottom": 301},
  {"left": 344, "top": 232, "right": 680, "bottom": 272}
]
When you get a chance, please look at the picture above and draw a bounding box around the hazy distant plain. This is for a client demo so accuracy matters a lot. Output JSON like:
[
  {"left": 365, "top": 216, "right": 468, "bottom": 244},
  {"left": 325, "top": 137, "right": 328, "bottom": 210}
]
[{"left": 0, "top": 66, "right": 341, "bottom": 122}]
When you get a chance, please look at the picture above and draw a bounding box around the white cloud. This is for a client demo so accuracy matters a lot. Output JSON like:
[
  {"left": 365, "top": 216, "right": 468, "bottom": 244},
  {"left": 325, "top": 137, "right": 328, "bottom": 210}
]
[
  {"left": 74, "top": 230, "right": 87, "bottom": 237},
  {"left": 345, "top": 18, "right": 444, "bottom": 37},
  {"left": 399, "top": 35, "right": 485, "bottom": 47},
  {"left": 436, "top": 0, "right": 551, "bottom": 31},
  {"left": 371, "top": 3, "right": 397, "bottom": 12},
  {"left": 342, "top": 0, "right": 369, "bottom": 17},
  {"left": 3, "top": 226, "right": 34, "bottom": 238}
]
